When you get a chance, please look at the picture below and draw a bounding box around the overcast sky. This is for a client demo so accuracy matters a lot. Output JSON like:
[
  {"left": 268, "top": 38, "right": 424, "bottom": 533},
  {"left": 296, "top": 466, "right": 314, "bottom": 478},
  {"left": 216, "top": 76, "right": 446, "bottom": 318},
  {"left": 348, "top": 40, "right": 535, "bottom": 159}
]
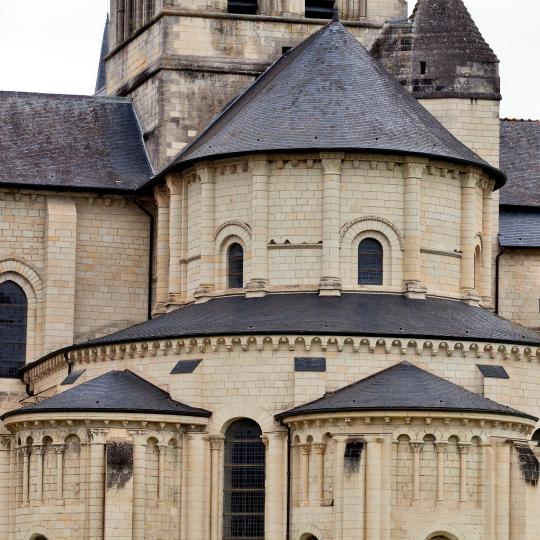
[{"left": 0, "top": 0, "right": 538, "bottom": 119}]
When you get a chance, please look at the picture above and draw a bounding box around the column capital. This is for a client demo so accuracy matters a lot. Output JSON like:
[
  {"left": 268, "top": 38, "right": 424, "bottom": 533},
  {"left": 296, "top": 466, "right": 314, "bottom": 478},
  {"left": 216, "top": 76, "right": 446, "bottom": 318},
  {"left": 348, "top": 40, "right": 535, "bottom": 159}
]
[
  {"left": 313, "top": 442, "right": 327, "bottom": 454},
  {"left": 22, "top": 446, "right": 32, "bottom": 457},
  {"left": 0, "top": 434, "right": 12, "bottom": 449},
  {"left": 154, "top": 185, "right": 170, "bottom": 207},
  {"left": 263, "top": 430, "right": 288, "bottom": 442},
  {"left": 402, "top": 159, "right": 427, "bottom": 179},
  {"left": 166, "top": 174, "right": 183, "bottom": 195},
  {"left": 410, "top": 441, "right": 424, "bottom": 453},
  {"left": 35, "top": 444, "right": 45, "bottom": 456},
  {"left": 128, "top": 429, "right": 148, "bottom": 445},
  {"left": 458, "top": 442, "right": 472, "bottom": 454},
  {"left": 207, "top": 435, "right": 225, "bottom": 451},
  {"left": 54, "top": 444, "right": 65, "bottom": 455},
  {"left": 435, "top": 442, "right": 447, "bottom": 453},
  {"left": 250, "top": 155, "right": 270, "bottom": 176},
  {"left": 196, "top": 162, "right": 216, "bottom": 184},
  {"left": 300, "top": 443, "right": 312, "bottom": 455},
  {"left": 461, "top": 170, "right": 480, "bottom": 189},
  {"left": 88, "top": 428, "right": 108, "bottom": 445},
  {"left": 320, "top": 153, "right": 344, "bottom": 175}
]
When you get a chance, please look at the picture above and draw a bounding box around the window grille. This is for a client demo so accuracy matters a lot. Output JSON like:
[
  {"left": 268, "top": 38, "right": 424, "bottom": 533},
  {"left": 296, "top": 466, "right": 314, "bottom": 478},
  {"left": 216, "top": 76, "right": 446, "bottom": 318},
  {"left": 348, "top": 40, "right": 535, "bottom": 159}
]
[
  {"left": 228, "top": 0, "right": 258, "bottom": 15},
  {"left": 223, "top": 419, "right": 265, "bottom": 540},
  {"left": 358, "top": 238, "right": 383, "bottom": 285},
  {"left": 0, "top": 281, "right": 27, "bottom": 378},
  {"left": 228, "top": 243, "right": 244, "bottom": 289},
  {"left": 305, "top": 0, "right": 334, "bottom": 19}
]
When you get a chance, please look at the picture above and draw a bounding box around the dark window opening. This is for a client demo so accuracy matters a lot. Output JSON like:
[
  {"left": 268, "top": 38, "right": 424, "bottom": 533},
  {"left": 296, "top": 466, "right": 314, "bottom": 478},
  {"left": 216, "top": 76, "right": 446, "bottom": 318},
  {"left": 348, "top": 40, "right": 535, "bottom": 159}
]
[
  {"left": 358, "top": 238, "right": 383, "bottom": 285},
  {"left": 533, "top": 429, "right": 540, "bottom": 446},
  {"left": 223, "top": 419, "right": 265, "bottom": 540},
  {"left": 344, "top": 440, "right": 364, "bottom": 473},
  {"left": 420, "top": 61, "right": 427, "bottom": 75},
  {"left": 145, "top": 0, "right": 156, "bottom": 23},
  {"left": 305, "top": 0, "right": 334, "bottom": 19},
  {"left": 228, "top": 0, "right": 258, "bottom": 15},
  {"left": 0, "top": 281, "right": 27, "bottom": 378},
  {"left": 228, "top": 243, "right": 244, "bottom": 289},
  {"left": 116, "top": 0, "right": 126, "bottom": 43},
  {"left": 282, "top": 46, "right": 292, "bottom": 55}
]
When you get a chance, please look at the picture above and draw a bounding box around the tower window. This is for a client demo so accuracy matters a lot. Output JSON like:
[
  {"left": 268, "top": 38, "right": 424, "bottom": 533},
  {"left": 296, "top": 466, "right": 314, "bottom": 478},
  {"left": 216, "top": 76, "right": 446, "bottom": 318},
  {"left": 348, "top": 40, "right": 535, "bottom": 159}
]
[
  {"left": 420, "top": 61, "right": 427, "bottom": 75},
  {"left": 144, "top": 0, "right": 155, "bottom": 24},
  {"left": 0, "top": 281, "right": 27, "bottom": 378},
  {"left": 228, "top": 243, "right": 244, "bottom": 289},
  {"left": 116, "top": 0, "right": 126, "bottom": 43},
  {"left": 227, "top": 0, "right": 258, "bottom": 15},
  {"left": 344, "top": 440, "right": 364, "bottom": 472},
  {"left": 358, "top": 238, "right": 383, "bottom": 285},
  {"left": 305, "top": 0, "right": 334, "bottom": 19},
  {"left": 223, "top": 419, "right": 265, "bottom": 540}
]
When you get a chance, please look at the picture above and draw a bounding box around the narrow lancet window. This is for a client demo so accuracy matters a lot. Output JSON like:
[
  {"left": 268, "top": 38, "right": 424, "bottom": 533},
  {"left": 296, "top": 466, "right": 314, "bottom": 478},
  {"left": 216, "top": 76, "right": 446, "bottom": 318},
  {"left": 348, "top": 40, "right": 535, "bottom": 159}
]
[
  {"left": 305, "top": 0, "right": 334, "bottom": 19},
  {"left": 227, "top": 0, "right": 258, "bottom": 15},
  {"left": 0, "top": 281, "right": 28, "bottom": 377},
  {"left": 358, "top": 238, "right": 383, "bottom": 285},
  {"left": 228, "top": 243, "right": 244, "bottom": 289},
  {"left": 223, "top": 419, "right": 265, "bottom": 540}
]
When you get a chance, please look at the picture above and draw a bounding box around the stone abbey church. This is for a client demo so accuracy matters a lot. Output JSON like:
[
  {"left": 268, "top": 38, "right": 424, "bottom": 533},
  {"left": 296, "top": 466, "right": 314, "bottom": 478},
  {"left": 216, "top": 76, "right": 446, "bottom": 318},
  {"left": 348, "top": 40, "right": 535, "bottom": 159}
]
[{"left": 2, "top": 0, "right": 540, "bottom": 538}]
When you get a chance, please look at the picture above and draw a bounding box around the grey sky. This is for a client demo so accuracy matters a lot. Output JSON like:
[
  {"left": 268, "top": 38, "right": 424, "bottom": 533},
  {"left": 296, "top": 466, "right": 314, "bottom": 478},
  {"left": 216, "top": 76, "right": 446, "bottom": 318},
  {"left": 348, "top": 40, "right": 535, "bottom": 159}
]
[{"left": 0, "top": 0, "right": 538, "bottom": 119}]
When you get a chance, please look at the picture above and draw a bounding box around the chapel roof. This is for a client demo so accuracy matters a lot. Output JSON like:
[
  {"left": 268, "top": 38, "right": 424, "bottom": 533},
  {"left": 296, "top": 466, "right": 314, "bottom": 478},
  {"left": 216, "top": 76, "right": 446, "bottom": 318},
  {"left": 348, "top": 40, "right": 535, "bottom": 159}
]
[
  {"left": 275, "top": 361, "right": 537, "bottom": 420},
  {"left": 0, "top": 91, "right": 153, "bottom": 193},
  {"left": 500, "top": 119, "right": 540, "bottom": 208},
  {"left": 1, "top": 370, "right": 211, "bottom": 420},
  {"left": 499, "top": 210, "right": 540, "bottom": 249},
  {"left": 157, "top": 21, "right": 504, "bottom": 187},
  {"left": 370, "top": 0, "right": 500, "bottom": 101}
]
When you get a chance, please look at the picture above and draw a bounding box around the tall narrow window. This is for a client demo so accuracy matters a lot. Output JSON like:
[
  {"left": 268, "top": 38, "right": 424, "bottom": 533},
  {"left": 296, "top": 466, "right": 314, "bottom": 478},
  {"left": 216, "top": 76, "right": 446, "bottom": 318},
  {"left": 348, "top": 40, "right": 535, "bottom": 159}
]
[
  {"left": 227, "top": 0, "right": 258, "bottom": 15},
  {"left": 116, "top": 0, "right": 126, "bottom": 43},
  {"left": 223, "top": 419, "right": 265, "bottom": 540},
  {"left": 358, "top": 238, "right": 383, "bottom": 285},
  {"left": 126, "top": 0, "right": 135, "bottom": 35},
  {"left": 228, "top": 243, "right": 244, "bottom": 289},
  {"left": 305, "top": 0, "right": 334, "bottom": 19},
  {"left": 0, "top": 281, "right": 27, "bottom": 378},
  {"left": 144, "top": 0, "right": 155, "bottom": 24}
]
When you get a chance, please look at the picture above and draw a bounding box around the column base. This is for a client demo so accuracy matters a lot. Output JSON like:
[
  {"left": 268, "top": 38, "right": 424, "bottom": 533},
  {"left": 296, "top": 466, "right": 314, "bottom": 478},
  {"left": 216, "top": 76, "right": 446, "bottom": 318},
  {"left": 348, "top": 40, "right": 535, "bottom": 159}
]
[
  {"left": 403, "top": 280, "right": 427, "bottom": 300},
  {"left": 245, "top": 278, "right": 268, "bottom": 298},
  {"left": 194, "top": 284, "right": 214, "bottom": 302},
  {"left": 319, "top": 277, "right": 342, "bottom": 296},
  {"left": 461, "top": 290, "right": 482, "bottom": 306},
  {"left": 152, "top": 302, "right": 168, "bottom": 316}
]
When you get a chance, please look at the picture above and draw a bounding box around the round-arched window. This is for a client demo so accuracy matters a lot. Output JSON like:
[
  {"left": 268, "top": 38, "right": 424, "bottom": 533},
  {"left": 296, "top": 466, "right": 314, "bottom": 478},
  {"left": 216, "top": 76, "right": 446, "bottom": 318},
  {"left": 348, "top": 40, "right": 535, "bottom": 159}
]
[
  {"left": 0, "top": 280, "right": 28, "bottom": 377},
  {"left": 358, "top": 238, "right": 383, "bottom": 285},
  {"left": 223, "top": 419, "right": 265, "bottom": 540},
  {"left": 228, "top": 243, "right": 244, "bottom": 289}
]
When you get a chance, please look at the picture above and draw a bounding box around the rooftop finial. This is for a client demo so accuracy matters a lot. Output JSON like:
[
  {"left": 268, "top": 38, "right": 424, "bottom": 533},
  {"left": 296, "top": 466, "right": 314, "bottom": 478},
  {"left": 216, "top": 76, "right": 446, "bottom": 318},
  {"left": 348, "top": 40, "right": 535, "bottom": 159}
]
[{"left": 332, "top": 1, "right": 340, "bottom": 21}]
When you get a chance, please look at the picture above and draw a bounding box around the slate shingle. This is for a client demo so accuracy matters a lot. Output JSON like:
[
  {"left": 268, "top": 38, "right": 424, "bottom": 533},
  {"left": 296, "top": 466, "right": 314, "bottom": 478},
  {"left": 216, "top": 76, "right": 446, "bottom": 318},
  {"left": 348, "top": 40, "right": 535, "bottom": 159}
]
[
  {"left": 157, "top": 21, "right": 504, "bottom": 187},
  {"left": 499, "top": 210, "right": 540, "bottom": 248},
  {"left": 1, "top": 370, "right": 211, "bottom": 419},
  {"left": 275, "top": 361, "right": 536, "bottom": 420},
  {"left": 0, "top": 92, "right": 153, "bottom": 192}
]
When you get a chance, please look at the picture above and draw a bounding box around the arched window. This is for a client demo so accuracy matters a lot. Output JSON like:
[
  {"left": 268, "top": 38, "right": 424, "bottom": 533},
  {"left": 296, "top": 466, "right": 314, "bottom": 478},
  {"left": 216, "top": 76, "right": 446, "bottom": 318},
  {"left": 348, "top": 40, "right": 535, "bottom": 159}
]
[
  {"left": 532, "top": 429, "right": 540, "bottom": 446},
  {"left": 116, "top": 0, "right": 126, "bottom": 43},
  {"left": 223, "top": 419, "right": 265, "bottom": 540},
  {"left": 0, "top": 281, "right": 27, "bottom": 377},
  {"left": 305, "top": 0, "right": 334, "bottom": 19},
  {"left": 228, "top": 243, "right": 244, "bottom": 289},
  {"left": 227, "top": 0, "right": 258, "bottom": 15},
  {"left": 358, "top": 238, "right": 383, "bottom": 285},
  {"left": 474, "top": 245, "right": 482, "bottom": 290}
]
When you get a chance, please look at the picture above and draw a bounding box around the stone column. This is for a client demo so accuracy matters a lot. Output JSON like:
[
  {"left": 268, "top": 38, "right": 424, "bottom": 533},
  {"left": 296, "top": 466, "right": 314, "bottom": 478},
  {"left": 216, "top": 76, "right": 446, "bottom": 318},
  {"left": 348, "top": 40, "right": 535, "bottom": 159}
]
[
  {"left": 154, "top": 186, "right": 170, "bottom": 311},
  {"left": 208, "top": 436, "right": 223, "bottom": 540},
  {"left": 22, "top": 446, "right": 30, "bottom": 505},
  {"left": 55, "top": 444, "right": 65, "bottom": 501},
  {"left": 0, "top": 436, "right": 11, "bottom": 534},
  {"left": 481, "top": 182, "right": 494, "bottom": 305},
  {"left": 313, "top": 443, "right": 326, "bottom": 504},
  {"left": 495, "top": 442, "right": 511, "bottom": 540},
  {"left": 246, "top": 156, "right": 270, "bottom": 296},
  {"left": 435, "top": 442, "right": 446, "bottom": 502},
  {"left": 167, "top": 175, "right": 184, "bottom": 303},
  {"left": 130, "top": 431, "right": 146, "bottom": 540},
  {"left": 319, "top": 153, "right": 344, "bottom": 295},
  {"left": 186, "top": 431, "right": 207, "bottom": 539},
  {"left": 197, "top": 164, "right": 216, "bottom": 297},
  {"left": 411, "top": 441, "right": 423, "bottom": 501},
  {"left": 35, "top": 445, "right": 44, "bottom": 501},
  {"left": 265, "top": 431, "right": 287, "bottom": 540},
  {"left": 461, "top": 171, "right": 480, "bottom": 304},
  {"left": 299, "top": 443, "right": 311, "bottom": 506},
  {"left": 365, "top": 437, "right": 384, "bottom": 540},
  {"left": 156, "top": 443, "right": 167, "bottom": 501},
  {"left": 458, "top": 443, "right": 471, "bottom": 503},
  {"left": 333, "top": 435, "right": 347, "bottom": 540},
  {"left": 402, "top": 161, "right": 426, "bottom": 298},
  {"left": 88, "top": 429, "right": 107, "bottom": 540}
]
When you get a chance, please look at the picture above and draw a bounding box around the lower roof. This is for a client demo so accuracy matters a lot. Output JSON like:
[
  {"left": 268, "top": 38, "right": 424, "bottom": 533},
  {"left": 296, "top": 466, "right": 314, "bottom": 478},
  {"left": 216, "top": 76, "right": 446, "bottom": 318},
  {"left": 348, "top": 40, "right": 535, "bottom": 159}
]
[
  {"left": 500, "top": 210, "right": 540, "bottom": 248},
  {"left": 74, "top": 293, "right": 540, "bottom": 349}
]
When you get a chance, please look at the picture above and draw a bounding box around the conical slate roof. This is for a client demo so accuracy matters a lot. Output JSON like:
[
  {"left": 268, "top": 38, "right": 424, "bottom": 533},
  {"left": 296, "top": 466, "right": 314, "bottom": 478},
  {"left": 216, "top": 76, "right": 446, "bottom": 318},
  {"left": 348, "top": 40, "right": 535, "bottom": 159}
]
[
  {"left": 95, "top": 15, "right": 110, "bottom": 95},
  {"left": 276, "top": 361, "right": 537, "bottom": 420},
  {"left": 1, "top": 370, "right": 211, "bottom": 419},
  {"left": 161, "top": 21, "right": 504, "bottom": 186}
]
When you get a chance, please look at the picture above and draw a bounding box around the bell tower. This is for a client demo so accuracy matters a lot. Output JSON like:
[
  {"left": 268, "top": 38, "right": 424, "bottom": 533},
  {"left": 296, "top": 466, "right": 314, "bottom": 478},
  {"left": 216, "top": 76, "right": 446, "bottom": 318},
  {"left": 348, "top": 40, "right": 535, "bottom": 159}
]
[{"left": 103, "top": 0, "right": 408, "bottom": 169}]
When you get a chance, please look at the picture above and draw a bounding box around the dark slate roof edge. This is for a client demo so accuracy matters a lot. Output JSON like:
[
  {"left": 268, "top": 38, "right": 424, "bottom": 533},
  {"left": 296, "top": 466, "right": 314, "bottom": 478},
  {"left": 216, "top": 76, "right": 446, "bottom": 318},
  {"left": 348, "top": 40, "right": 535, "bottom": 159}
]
[
  {"left": 414, "top": 92, "right": 502, "bottom": 101},
  {"left": 0, "top": 90, "right": 132, "bottom": 103}
]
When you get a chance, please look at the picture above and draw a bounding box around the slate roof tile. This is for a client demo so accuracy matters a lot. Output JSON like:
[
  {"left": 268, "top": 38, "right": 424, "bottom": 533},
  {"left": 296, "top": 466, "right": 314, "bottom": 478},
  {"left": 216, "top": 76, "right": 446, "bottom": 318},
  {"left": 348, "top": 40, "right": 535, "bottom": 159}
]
[
  {"left": 500, "top": 210, "right": 540, "bottom": 248},
  {"left": 1, "top": 370, "right": 210, "bottom": 419},
  {"left": 276, "top": 361, "right": 536, "bottom": 420}
]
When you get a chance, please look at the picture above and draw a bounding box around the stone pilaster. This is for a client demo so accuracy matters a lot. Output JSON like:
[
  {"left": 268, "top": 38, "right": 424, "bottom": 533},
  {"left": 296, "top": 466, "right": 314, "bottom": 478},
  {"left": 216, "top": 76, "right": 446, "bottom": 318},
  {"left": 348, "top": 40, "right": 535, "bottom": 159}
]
[
  {"left": 34, "top": 445, "right": 44, "bottom": 501},
  {"left": 319, "top": 153, "right": 343, "bottom": 296},
  {"left": 54, "top": 444, "right": 65, "bottom": 501},
  {"left": 0, "top": 436, "right": 11, "bottom": 534},
  {"left": 299, "top": 443, "right": 311, "bottom": 506},
  {"left": 88, "top": 429, "right": 107, "bottom": 540},
  {"left": 402, "top": 160, "right": 426, "bottom": 299},
  {"left": 458, "top": 443, "right": 471, "bottom": 503},
  {"left": 495, "top": 442, "right": 511, "bottom": 540},
  {"left": 435, "top": 442, "right": 447, "bottom": 502},
  {"left": 461, "top": 171, "right": 481, "bottom": 305},
  {"left": 186, "top": 431, "right": 207, "bottom": 539},
  {"left": 130, "top": 430, "right": 146, "bottom": 540},
  {"left": 410, "top": 441, "right": 423, "bottom": 502},
  {"left": 481, "top": 181, "right": 494, "bottom": 306},
  {"left": 208, "top": 435, "right": 224, "bottom": 540},
  {"left": 333, "top": 435, "right": 348, "bottom": 540},
  {"left": 167, "top": 175, "right": 184, "bottom": 304},
  {"left": 154, "top": 186, "right": 170, "bottom": 312},
  {"left": 265, "top": 431, "right": 287, "bottom": 540},
  {"left": 313, "top": 442, "right": 326, "bottom": 505},
  {"left": 22, "top": 446, "right": 30, "bottom": 506},
  {"left": 365, "top": 437, "right": 384, "bottom": 540},
  {"left": 246, "top": 156, "right": 270, "bottom": 296},
  {"left": 196, "top": 164, "right": 216, "bottom": 298}
]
